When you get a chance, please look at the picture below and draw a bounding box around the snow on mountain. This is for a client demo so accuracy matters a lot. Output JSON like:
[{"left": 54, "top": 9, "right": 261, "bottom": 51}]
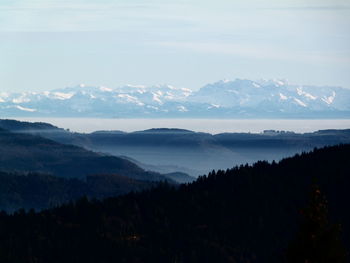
[
  {"left": 321, "top": 91, "right": 336, "bottom": 105},
  {"left": 117, "top": 94, "right": 145, "bottom": 106},
  {"left": 51, "top": 92, "right": 75, "bottom": 100},
  {"left": 1, "top": 79, "right": 349, "bottom": 118},
  {"left": 188, "top": 79, "right": 350, "bottom": 114},
  {"left": 293, "top": 98, "right": 307, "bottom": 107}
]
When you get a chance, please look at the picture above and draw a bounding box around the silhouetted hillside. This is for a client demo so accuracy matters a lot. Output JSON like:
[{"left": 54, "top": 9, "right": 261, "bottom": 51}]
[
  {"left": 0, "top": 119, "right": 90, "bottom": 146},
  {"left": 0, "top": 119, "right": 59, "bottom": 131},
  {"left": 0, "top": 172, "right": 154, "bottom": 212},
  {"left": 0, "top": 127, "right": 172, "bottom": 182},
  {"left": 0, "top": 144, "right": 348, "bottom": 262}
]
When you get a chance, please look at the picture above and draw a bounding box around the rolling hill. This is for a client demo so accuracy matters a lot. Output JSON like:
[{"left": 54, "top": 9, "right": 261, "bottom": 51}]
[
  {"left": 2, "top": 119, "right": 350, "bottom": 176},
  {"left": 0, "top": 126, "right": 172, "bottom": 182}
]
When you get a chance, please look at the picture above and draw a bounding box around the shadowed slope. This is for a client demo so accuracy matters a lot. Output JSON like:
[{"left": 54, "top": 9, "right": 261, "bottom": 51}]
[
  {"left": 0, "top": 144, "right": 348, "bottom": 262},
  {"left": 0, "top": 128, "right": 171, "bottom": 182}
]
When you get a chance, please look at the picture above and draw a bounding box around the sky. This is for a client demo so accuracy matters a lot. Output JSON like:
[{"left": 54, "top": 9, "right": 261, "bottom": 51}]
[{"left": 0, "top": 0, "right": 350, "bottom": 92}]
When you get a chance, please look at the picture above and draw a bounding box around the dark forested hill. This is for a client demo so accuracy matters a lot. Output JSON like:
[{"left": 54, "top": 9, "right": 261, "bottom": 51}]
[
  {"left": 0, "top": 144, "right": 348, "bottom": 263},
  {"left": 0, "top": 172, "right": 154, "bottom": 212},
  {"left": 0, "top": 127, "right": 172, "bottom": 182},
  {"left": 2, "top": 119, "right": 350, "bottom": 176}
]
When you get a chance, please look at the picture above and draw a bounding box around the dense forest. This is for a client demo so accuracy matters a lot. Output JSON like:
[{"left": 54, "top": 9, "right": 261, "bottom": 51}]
[
  {"left": 0, "top": 172, "right": 155, "bottom": 212},
  {"left": 0, "top": 144, "right": 349, "bottom": 262}
]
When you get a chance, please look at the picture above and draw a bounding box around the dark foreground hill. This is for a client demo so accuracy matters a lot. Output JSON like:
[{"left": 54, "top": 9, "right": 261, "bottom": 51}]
[
  {"left": 0, "top": 144, "right": 349, "bottom": 262},
  {"left": 0, "top": 172, "right": 154, "bottom": 212},
  {"left": 0, "top": 127, "right": 172, "bottom": 182}
]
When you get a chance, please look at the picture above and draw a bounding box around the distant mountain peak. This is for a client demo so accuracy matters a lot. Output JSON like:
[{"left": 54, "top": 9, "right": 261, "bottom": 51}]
[{"left": 1, "top": 79, "right": 349, "bottom": 118}]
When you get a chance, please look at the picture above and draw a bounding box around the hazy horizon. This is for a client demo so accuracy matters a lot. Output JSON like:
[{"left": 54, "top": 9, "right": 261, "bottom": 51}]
[{"left": 7, "top": 117, "right": 350, "bottom": 134}]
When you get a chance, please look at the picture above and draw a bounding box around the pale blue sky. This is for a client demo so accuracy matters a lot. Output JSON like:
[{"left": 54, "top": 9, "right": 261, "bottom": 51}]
[{"left": 1, "top": 0, "right": 350, "bottom": 92}]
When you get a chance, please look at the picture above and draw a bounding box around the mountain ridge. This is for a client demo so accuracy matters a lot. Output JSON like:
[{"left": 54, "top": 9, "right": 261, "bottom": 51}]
[
  {"left": 1, "top": 79, "right": 349, "bottom": 118},
  {"left": 2, "top": 119, "right": 350, "bottom": 177}
]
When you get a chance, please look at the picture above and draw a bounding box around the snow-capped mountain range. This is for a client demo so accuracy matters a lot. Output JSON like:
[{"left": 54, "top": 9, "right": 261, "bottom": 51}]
[{"left": 1, "top": 79, "right": 350, "bottom": 118}]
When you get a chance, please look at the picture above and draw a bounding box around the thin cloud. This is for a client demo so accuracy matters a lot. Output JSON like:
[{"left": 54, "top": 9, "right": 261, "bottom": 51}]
[
  {"left": 263, "top": 5, "right": 350, "bottom": 11},
  {"left": 156, "top": 41, "right": 350, "bottom": 64}
]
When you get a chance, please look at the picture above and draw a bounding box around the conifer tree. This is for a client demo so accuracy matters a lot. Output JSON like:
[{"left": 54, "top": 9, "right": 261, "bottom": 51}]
[{"left": 286, "top": 185, "right": 347, "bottom": 263}]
